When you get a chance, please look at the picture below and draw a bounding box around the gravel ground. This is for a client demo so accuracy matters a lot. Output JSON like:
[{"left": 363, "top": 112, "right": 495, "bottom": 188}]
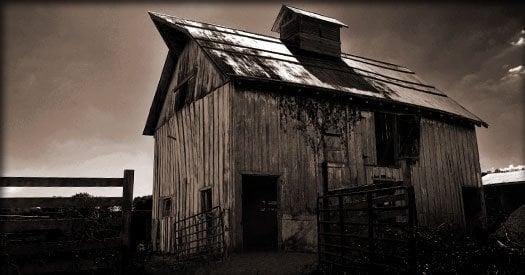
[{"left": 135, "top": 252, "right": 318, "bottom": 275}]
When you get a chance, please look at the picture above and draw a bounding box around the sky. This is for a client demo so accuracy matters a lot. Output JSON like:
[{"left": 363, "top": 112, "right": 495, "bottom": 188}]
[{"left": 2, "top": 2, "right": 524, "bottom": 198}]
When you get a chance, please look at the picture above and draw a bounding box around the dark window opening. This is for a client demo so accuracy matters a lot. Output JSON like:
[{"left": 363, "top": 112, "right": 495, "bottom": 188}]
[
  {"left": 375, "top": 112, "right": 397, "bottom": 166},
  {"left": 375, "top": 112, "right": 421, "bottom": 166},
  {"left": 201, "top": 188, "right": 212, "bottom": 213},
  {"left": 162, "top": 198, "right": 172, "bottom": 217},
  {"left": 397, "top": 115, "right": 421, "bottom": 159},
  {"left": 173, "top": 69, "right": 196, "bottom": 112}
]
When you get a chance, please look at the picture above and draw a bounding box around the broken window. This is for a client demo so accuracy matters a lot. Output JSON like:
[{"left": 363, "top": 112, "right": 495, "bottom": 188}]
[
  {"left": 375, "top": 112, "right": 420, "bottom": 166},
  {"left": 162, "top": 198, "right": 172, "bottom": 217}
]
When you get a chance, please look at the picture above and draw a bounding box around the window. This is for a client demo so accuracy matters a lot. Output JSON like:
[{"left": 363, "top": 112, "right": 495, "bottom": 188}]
[
  {"left": 397, "top": 115, "right": 420, "bottom": 159},
  {"left": 173, "top": 69, "right": 196, "bottom": 112},
  {"left": 201, "top": 188, "right": 212, "bottom": 213},
  {"left": 162, "top": 198, "right": 172, "bottom": 217},
  {"left": 375, "top": 112, "right": 397, "bottom": 166},
  {"left": 375, "top": 112, "right": 420, "bottom": 166}
]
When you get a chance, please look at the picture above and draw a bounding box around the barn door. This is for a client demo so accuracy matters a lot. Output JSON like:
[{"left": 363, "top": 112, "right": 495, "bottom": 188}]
[
  {"left": 322, "top": 127, "right": 349, "bottom": 192},
  {"left": 242, "top": 175, "right": 278, "bottom": 251}
]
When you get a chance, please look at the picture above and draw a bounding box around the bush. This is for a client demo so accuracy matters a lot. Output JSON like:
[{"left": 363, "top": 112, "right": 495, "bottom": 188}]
[
  {"left": 415, "top": 226, "right": 525, "bottom": 274},
  {"left": 133, "top": 195, "right": 152, "bottom": 211}
]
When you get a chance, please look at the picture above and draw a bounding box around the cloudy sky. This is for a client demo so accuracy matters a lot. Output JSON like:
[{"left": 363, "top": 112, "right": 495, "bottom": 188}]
[{"left": 2, "top": 2, "right": 524, "bottom": 197}]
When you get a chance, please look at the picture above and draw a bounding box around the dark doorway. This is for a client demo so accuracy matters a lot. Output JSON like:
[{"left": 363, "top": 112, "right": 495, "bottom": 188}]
[
  {"left": 462, "top": 187, "right": 485, "bottom": 236},
  {"left": 242, "top": 175, "right": 278, "bottom": 251}
]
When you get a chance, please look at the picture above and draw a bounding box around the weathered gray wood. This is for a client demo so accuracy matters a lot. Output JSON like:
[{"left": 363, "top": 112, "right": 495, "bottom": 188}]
[
  {"left": 150, "top": 36, "right": 484, "bottom": 251},
  {"left": 0, "top": 177, "right": 123, "bottom": 187}
]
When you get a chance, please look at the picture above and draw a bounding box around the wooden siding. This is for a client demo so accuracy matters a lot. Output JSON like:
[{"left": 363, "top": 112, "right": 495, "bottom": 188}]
[
  {"left": 151, "top": 39, "right": 231, "bottom": 252},
  {"left": 156, "top": 40, "right": 225, "bottom": 130},
  {"left": 231, "top": 89, "right": 397, "bottom": 251},
  {"left": 410, "top": 118, "right": 482, "bottom": 227},
  {"left": 231, "top": 88, "right": 482, "bottom": 250},
  {"left": 152, "top": 82, "right": 233, "bottom": 252}
]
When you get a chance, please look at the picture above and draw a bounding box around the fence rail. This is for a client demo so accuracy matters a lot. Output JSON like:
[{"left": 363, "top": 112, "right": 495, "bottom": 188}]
[
  {"left": 317, "top": 185, "right": 416, "bottom": 273},
  {"left": 0, "top": 169, "right": 134, "bottom": 274}
]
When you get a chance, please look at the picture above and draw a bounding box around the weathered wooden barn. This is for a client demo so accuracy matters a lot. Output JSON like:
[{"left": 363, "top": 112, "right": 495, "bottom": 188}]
[{"left": 144, "top": 5, "right": 488, "bottom": 253}]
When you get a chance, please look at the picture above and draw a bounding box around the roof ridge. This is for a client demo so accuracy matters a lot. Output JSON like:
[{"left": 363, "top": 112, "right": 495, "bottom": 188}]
[
  {"left": 151, "top": 11, "right": 282, "bottom": 43},
  {"left": 152, "top": 11, "right": 413, "bottom": 74},
  {"left": 283, "top": 5, "right": 348, "bottom": 27}
]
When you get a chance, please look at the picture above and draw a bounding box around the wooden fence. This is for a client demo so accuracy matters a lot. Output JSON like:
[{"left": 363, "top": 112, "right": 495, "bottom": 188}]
[
  {"left": 0, "top": 169, "right": 134, "bottom": 274},
  {"left": 317, "top": 185, "right": 416, "bottom": 273}
]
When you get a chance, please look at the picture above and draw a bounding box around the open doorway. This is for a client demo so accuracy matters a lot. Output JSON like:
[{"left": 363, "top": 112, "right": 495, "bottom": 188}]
[
  {"left": 242, "top": 175, "right": 278, "bottom": 251},
  {"left": 462, "top": 186, "right": 486, "bottom": 236}
]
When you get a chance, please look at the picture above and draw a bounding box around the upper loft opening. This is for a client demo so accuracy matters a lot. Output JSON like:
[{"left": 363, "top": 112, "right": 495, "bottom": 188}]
[{"left": 271, "top": 5, "right": 348, "bottom": 57}]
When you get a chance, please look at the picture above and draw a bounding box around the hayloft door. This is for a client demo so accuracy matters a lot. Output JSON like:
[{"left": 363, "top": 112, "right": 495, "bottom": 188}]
[{"left": 242, "top": 175, "right": 278, "bottom": 251}]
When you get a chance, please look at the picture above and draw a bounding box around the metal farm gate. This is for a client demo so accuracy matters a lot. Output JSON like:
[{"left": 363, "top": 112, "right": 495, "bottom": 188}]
[
  {"left": 154, "top": 206, "right": 226, "bottom": 265},
  {"left": 317, "top": 185, "right": 416, "bottom": 273}
]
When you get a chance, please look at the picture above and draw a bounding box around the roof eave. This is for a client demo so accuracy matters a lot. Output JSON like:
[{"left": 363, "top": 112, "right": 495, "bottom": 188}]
[
  {"left": 230, "top": 74, "right": 487, "bottom": 127},
  {"left": 143, "top": 12, "right": 193, "bottom": 136}
]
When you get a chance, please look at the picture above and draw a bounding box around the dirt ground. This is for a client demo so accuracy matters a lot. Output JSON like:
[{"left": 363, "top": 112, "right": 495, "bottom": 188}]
[{"left": 132, "top": 252, "right": 318, "bottom": 275}]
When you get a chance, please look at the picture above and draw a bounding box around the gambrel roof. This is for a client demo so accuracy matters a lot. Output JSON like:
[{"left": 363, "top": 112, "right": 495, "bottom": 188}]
[{"left": 144, "top": 11, "right": 487, "bottom": 135}]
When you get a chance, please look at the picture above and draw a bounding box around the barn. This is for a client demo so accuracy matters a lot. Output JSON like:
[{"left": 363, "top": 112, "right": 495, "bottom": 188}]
[{"left": 143, "top": 5, "right": 488, "bottom": 253}]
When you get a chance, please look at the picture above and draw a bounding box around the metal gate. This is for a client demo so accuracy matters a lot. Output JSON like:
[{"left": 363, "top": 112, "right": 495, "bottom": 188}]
[
  {"left": 317, "top": 185, "right": 416, "bottom": 273},
  {"left": 172, "top": 206, "right": 226, "bottom": 264}
]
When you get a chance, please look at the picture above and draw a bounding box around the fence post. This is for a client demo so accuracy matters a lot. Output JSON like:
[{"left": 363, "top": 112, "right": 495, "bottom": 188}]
[
  {"left": 338, "top": 196, "right": 345, "bottom": 266},
  {"left": 366, "top": 191, "right": 374, "bottom": 270},
  {"left": 121, "top": 169, "right": 134, "bottom": 269},
  {"left": 407, "top": 186, "right": 417, "bottom": 273}
]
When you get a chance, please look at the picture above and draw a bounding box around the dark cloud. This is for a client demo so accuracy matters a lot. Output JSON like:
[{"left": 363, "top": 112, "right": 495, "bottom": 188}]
[{"left": 2, "top": 2, "right": 524, "bottom": 197}]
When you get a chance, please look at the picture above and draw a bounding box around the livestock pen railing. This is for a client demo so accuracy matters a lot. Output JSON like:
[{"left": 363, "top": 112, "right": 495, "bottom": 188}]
[
  {"left": 0, "top": 169, "right": 134, "bottom": 274},
  {"left": 154, "top": 206, "right": 226, "bottom": 265},
  {"left": 317, "top": 185, "right": 416, "bottom": 273}
]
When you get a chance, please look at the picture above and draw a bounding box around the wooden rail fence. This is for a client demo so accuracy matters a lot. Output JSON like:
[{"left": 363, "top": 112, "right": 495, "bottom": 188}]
[
  {"left": 317, "top": 185, "right": 416, "bottom": 273},
  {"left": 0, "top": 169, "right": 134, "bottom": 274}
]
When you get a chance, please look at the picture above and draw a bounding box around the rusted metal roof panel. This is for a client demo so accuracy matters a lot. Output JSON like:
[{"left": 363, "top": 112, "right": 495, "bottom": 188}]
[{"left": 150, "top": 12, "right": 486, "bottom": 126}]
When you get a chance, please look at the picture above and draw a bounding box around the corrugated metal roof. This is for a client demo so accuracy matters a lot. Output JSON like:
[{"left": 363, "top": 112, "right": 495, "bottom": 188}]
[
  {"left": 149, "top": 12, "right": 486, "bottom": 126},
  {"left": 483, "top": 170, "right": 525, "bottom": 185}
]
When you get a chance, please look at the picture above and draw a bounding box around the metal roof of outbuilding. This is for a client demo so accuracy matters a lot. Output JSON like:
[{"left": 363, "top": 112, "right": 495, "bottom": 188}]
[{"left": 483, "top": 170, "right": 525, "bottom": 186}]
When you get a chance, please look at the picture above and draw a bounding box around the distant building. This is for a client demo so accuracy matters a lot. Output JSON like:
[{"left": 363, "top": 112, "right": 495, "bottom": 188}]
[
  {"left": 144, "top": 5, "right": 488, "bottom": 253},
  {"left": 483, "top": 168, "right": 525, "bottom": 231}
]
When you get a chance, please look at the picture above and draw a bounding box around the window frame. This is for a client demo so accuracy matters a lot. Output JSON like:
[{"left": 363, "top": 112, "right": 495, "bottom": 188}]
[{"left": 374, "top": 112, "right": 421, "bottom": 167}]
